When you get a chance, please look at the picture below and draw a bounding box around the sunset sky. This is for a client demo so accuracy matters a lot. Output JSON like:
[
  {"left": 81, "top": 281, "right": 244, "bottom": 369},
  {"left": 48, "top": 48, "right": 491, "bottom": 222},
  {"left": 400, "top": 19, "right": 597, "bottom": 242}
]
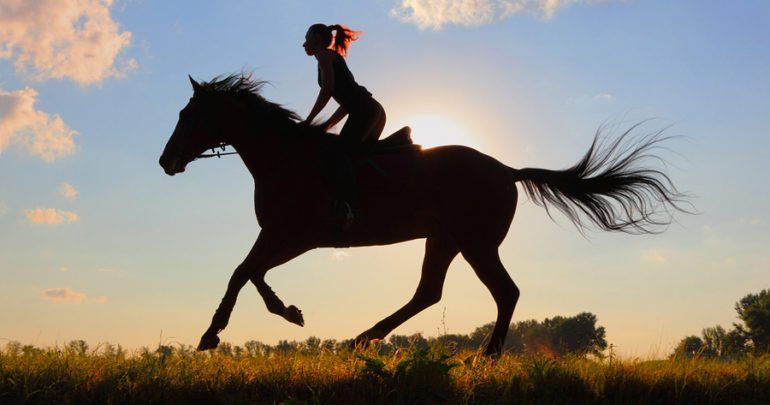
[{"left": 1, "top": 0, "right": 769, "bottom": 357}]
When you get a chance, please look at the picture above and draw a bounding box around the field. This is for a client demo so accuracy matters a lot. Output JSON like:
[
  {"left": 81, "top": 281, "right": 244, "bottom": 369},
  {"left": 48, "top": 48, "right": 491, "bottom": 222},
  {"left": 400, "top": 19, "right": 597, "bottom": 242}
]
[{"left": 2, "top": 343, "right": 769, "bottom": 404}]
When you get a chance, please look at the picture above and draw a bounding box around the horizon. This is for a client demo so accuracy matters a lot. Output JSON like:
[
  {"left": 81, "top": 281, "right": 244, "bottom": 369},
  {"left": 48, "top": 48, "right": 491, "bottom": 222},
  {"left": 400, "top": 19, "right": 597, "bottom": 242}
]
[{"left": 1, "top": 0, "right": 769, "bottom": 359}]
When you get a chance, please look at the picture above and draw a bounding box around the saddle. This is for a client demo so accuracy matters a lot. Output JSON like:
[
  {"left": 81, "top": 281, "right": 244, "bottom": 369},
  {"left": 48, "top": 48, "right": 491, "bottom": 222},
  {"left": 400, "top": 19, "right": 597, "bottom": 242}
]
[
  {"left": 355, "top": 126, "right": 422, "bottom": 190},
  {"left": 370, "top": 126, "right": 419, "bottom": 152}
]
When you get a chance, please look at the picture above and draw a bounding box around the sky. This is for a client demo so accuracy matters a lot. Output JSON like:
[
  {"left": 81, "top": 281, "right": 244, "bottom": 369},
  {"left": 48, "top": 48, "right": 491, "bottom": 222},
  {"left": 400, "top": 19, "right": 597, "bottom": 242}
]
[{"left": 1, "top": 0, "right": 769, "bottom": 358}]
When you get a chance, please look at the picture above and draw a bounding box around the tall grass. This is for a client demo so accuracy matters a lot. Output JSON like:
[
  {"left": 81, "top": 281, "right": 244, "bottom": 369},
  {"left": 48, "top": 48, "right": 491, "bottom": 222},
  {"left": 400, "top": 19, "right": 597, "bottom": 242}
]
[{"left": 1, "top": 342, "right": 768, "bottom": 404}]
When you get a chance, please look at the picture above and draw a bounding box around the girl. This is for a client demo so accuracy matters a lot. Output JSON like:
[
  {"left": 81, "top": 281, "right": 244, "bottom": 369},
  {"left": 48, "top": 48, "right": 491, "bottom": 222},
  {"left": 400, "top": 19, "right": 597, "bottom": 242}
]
[
  {"left": 303, "top": 23, "right": 386, "bottom": 145},
  {"left": 302, "top": 24, "right": 386, "bottom": 228}
]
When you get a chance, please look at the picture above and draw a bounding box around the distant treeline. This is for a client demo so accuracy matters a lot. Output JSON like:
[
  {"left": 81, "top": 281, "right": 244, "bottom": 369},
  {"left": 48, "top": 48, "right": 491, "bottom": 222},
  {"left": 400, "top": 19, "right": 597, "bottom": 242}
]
[
  {"left": 217, "top": 311, "right": 607, "bottom": 358},
  {"left": 671, "top": 288, "right": 770, "bottom": 359}
]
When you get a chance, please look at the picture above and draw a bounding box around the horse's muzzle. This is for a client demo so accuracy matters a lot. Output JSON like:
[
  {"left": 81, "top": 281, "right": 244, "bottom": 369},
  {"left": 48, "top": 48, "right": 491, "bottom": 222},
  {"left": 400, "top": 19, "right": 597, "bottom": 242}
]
[{"left": 159, "top": 154, "right": 185, "bottom": 176}]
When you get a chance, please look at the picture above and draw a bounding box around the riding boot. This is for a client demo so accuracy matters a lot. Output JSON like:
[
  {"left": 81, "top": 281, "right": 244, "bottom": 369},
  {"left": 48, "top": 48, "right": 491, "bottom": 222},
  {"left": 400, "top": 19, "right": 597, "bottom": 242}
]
[{"left": 332, "top": 151, "right": 360, "bottom": 230}]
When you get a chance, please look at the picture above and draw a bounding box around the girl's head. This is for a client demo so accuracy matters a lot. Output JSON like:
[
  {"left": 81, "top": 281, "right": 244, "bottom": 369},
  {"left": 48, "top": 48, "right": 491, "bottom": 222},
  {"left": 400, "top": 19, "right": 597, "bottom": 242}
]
[{"left": 303, "top": 24, "right": 360, "bottom": 58}]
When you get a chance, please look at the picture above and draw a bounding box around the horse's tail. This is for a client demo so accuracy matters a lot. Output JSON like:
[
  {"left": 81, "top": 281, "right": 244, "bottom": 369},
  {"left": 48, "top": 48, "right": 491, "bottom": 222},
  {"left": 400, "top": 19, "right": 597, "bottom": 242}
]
[{"left": 509, "top": 124, "right": 691, "bottom": 234}]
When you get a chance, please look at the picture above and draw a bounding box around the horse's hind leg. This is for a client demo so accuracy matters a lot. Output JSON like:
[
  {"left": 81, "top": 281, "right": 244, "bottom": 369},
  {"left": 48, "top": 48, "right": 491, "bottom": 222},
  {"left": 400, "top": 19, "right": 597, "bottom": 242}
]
[
  {"left": 354, "top": 237, "right": 459, "bottom": 346},
  {"left": 198, "top": 231, "right": 309, "bottom": 350},
  {"left": 462, "top": 246, "right": 519, "bottom": 357}
]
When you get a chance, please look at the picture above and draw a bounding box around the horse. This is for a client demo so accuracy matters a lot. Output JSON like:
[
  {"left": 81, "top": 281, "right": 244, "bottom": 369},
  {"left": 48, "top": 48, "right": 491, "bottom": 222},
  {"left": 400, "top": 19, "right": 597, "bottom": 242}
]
[{"left": 159, "top": 74, "right": 688, "bottom": 356}]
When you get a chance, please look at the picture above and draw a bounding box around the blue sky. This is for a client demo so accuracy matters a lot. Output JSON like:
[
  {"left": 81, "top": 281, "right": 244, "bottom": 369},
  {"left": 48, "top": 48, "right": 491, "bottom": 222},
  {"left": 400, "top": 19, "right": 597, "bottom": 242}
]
[{"left": 1, "top": 0, "right": 769, "bottom": 357}]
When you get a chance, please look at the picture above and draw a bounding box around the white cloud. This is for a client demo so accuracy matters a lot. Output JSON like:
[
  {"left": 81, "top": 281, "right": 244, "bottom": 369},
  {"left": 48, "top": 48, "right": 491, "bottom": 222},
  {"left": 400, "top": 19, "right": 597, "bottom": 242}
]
[
  {"left": 24, "top": 208, "right": 79, "bottom": 225},
  {"left": 41, "top": 287, "right": 86, "bottom": 303},
  {"left": 331, "top": 250, "right": 351, "bottom": 261},
  {"left": 391, "top": 0, "right": 610, "bottom": 30},
  {"left": 0, "top": 0, "right": 136, "bottom": 84},
  {"left": 0, "top": 87, "right": 77, "bottom": 161},
  {"left": 59, "top": 182, "right": 78, "bottom": 200},
  {"left": 594, "top": 92, "right": 613, "bottom": 102}
]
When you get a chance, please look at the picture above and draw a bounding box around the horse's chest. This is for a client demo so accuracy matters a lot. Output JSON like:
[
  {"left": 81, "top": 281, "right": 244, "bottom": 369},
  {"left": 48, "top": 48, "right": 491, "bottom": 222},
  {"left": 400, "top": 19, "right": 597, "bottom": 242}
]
[{"left": 253, "top": 182, "right": 328, "bottom": 227}]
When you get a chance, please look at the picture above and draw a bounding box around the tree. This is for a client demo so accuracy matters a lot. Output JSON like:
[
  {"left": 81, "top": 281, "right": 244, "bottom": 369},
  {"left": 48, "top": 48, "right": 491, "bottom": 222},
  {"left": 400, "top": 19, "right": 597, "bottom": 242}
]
[
  {"left": 701, "top": 326, "right": 725, "bottom": 357},
  {"left": 304, "top": 336, "right": 321, "bottom": 354},
  {"left": 734, "top": 288, "right": 770, "bottom": 353},
  {"left": 244, "top": 340, "right": 269, "bottom": 356},
  {"left": 671, "top": 336, "right": 705, "bottom": 358},
  {"left": 721, "top": 328, "right": 747, "bottom": 358},
  {"left": 481, "top": 313, "right": 607, "bottom": 357},
  {"left": 215, "top": 341, "right": 233, "bottom": 356},
  {"left": 65, "top": 340, "right": 89, "bottom": 356},
  {"left": 469, "top": 323, "right": 495, "bottom": 349},
  {"left": 544, "top": 312, "right": 608, "bottom": 356}
]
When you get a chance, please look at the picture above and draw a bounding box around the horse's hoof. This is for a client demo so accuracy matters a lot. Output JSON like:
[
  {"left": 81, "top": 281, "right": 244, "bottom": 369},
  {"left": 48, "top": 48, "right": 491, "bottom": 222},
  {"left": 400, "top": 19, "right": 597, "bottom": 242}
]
[
  {"left": 282, "top": 305, "right": 304, "bottom": 326},
  {"left": 197, "top": 334, "right": 220, "bottom": 351}
]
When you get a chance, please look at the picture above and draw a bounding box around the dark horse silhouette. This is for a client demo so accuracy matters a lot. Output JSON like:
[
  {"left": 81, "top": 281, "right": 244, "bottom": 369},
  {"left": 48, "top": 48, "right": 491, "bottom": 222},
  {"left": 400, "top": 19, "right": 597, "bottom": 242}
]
[{"left": 159, "top": 74, "right": 687, "bottom": 356}]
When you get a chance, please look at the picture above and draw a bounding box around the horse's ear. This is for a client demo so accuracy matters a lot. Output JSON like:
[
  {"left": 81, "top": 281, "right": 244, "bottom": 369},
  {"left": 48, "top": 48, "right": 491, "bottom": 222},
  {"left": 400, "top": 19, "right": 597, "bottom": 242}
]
[{"left": 189, "top": 75, "right": 201, "bottom": 92}]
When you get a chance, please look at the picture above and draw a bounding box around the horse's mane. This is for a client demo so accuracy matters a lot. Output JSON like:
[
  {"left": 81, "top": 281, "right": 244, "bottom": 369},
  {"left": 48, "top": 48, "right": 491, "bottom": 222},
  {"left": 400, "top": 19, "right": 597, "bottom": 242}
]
[
  {"left": 196, "top": 74, "right": 330, "bottom": 140},
  {"left": 197, "top": 74, "right": 301, "bottom": 122}
]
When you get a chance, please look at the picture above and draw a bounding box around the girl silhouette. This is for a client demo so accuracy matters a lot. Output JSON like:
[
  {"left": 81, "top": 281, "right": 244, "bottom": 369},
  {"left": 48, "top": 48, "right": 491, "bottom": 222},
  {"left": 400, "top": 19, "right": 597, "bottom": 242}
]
[{"left": 302, "top": 24, "right": 386, "bottom": 228}]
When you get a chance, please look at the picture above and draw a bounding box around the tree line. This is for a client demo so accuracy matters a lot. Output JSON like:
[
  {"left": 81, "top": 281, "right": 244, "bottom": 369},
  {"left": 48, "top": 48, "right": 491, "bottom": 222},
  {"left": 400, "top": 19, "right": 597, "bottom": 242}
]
[
  {"left": 178, "top": 311, "right": 607, "bottom": 358},
  {"left": 672, "top": 288, "right": 770, "bottom": 359}
]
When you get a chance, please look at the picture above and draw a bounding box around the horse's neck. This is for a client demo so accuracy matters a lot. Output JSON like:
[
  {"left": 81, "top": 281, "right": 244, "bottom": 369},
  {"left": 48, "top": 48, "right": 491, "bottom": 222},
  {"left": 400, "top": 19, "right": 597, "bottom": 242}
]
[{"left": 229, "top": 123, "right": 308, "bottom": 185}]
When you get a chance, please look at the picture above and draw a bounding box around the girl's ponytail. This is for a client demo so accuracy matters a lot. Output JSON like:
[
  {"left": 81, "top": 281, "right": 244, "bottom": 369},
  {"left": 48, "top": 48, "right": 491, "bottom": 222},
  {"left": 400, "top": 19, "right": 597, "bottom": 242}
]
[{"left": 330, "top": 24, "right": 361, "bottom": 58}]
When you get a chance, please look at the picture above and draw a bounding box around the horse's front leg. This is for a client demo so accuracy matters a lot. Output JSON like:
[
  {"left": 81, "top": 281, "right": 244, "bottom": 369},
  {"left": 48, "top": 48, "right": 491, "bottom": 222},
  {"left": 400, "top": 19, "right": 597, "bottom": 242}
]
[{"left": 198, "top": 231, "right": 309, "bottom": 350}]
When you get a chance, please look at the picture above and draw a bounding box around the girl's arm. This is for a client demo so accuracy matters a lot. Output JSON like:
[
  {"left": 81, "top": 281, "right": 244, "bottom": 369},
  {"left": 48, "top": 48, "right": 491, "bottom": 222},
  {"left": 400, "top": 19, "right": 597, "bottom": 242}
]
[
  {"left": 306, "top": 51, "right": 335, "bottom": 123},
  {"left": 324, "top": 105, "right": 348, "bottom": 130}
]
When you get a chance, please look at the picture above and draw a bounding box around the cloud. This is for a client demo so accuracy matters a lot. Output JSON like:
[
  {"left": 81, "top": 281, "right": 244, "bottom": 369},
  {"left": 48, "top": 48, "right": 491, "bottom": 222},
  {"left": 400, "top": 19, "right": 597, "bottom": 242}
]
[
  {"left": 0, "top": 0, "right": 136, "bottom": 84},
  {"left": 59, "top": 182, "right": 78, "bottom": 200},
  {"left": 390, "top": 0, "right": 610, "bottom": 29},
  {"left": 92, "top": 295, "right": 108, "bottom": 304},
  {"left": 641, "top": 249, "right": 669, "bottom": 265},
  {"left": 24, "top": 208, "right": 79, "bottom": 225},
  {"left": 330, "top": 250, "right": 351, "bottom": 261},
  {"left": 41, "top": 287, "right": 86, "bottom": 303},
  {"left": 594, "top": 92, "right": 613, "bottom": 102},
  {"left": 0, "top": 87, "right": 77, "bottom": 161},
  {"left": 0, "top": 200, "right": 7, "bottom": 216},
  {"left": 738, "top": 217, "right": 765, "bottom": 227}
]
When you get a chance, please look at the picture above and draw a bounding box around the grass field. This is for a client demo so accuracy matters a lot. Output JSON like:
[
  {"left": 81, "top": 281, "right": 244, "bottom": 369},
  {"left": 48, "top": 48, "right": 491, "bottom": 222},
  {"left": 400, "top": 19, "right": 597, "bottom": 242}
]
[{"left": 2, "top": 342, "right": 769, "bottom": 404}]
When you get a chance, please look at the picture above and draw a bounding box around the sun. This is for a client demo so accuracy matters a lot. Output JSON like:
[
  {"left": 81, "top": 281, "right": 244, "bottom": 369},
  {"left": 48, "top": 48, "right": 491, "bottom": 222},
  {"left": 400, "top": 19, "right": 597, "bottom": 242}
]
[{"left": 405, "top": 114, "right": 474, "bottom": 149}]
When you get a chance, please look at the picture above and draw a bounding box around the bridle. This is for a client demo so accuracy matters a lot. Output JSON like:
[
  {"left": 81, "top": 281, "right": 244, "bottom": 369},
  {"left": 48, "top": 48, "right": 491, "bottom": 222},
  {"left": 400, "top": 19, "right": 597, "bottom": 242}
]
[{"left": 195, "top": 142, "right": 239, "bottom": 160}]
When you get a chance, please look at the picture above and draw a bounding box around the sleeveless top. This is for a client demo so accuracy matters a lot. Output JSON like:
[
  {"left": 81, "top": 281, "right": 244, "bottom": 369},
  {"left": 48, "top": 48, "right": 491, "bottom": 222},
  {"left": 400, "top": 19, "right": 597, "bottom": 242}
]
[{"left": 317, "top": 51, "right": 372, "bottom": 112}]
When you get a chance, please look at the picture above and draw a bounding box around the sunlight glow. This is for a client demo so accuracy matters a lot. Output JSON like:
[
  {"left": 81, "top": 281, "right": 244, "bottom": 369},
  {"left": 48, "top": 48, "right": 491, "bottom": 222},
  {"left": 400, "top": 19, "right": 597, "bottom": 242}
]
[{"left": 406, "top": 114, "right": 475, "bottom": 149}]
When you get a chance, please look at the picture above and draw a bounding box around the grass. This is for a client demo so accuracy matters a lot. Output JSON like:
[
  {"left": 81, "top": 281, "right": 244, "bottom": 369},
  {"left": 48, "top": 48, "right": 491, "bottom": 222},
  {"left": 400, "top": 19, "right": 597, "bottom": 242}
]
[{"left": 1, "top": 342, "right": 769, "bottom": 404}]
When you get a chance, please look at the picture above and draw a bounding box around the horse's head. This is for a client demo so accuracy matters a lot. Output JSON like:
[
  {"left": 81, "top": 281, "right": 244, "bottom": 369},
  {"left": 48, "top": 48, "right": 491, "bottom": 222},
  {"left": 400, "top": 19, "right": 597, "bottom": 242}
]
[
  {"left": 160, "top": 74, "right": 303, "bottom": 176},
  {"left": 159, "top": 76, "right": 232, "bottom": 176}
]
